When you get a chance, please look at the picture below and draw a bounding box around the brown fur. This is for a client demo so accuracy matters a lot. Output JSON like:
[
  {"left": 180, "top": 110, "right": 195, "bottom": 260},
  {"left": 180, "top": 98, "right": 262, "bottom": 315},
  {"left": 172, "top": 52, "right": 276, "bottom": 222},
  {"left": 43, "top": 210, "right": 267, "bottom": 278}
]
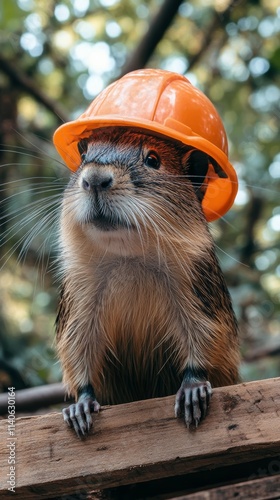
[{"left": 56, "top": 127, "right": 239, "bottom": 405}]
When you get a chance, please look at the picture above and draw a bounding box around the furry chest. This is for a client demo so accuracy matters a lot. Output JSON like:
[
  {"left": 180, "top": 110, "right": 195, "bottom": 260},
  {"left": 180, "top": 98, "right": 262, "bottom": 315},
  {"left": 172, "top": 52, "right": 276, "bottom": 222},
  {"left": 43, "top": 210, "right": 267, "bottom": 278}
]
[{"left": 96, "top": 260, "right": 176, "bottom": 342}]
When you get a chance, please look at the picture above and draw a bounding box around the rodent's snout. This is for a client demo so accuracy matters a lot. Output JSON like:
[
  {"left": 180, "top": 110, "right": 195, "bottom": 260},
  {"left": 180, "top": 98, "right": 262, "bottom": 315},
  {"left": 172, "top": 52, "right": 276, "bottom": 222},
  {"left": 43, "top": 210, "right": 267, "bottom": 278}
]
[{"left": 80, "top": 167, "right": 114, "bottom": 193}]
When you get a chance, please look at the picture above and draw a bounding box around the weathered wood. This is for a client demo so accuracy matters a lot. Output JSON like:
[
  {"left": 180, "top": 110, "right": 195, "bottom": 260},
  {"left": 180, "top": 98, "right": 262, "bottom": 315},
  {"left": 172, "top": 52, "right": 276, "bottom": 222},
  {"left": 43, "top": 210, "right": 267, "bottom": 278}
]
[
  {"left": 0, "top": 378, "right": 280, "bottom": 499},
  {"left": 172, "top": 473, "right": 280, "bottom": 499}
]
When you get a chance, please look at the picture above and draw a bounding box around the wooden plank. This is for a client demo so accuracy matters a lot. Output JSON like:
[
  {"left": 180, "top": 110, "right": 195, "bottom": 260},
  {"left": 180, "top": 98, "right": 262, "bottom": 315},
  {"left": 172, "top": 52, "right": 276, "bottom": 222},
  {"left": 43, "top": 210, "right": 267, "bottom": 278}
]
[
  {"left": 172, "top": 474, "right": 280, "bottom": 499},
  {"left": 97, "top": 456, "right": 280, "bottom": 499},
  {"left": 0, "top": 378, "right": 280, "bottom": 499}
]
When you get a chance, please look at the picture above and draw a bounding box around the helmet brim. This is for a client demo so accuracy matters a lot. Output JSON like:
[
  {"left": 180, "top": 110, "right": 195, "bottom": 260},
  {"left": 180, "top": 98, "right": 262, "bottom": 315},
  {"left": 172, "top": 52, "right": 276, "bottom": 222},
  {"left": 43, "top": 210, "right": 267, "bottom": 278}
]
[{"left": 53, "top": 116, "right": 238, "bottom": 222}]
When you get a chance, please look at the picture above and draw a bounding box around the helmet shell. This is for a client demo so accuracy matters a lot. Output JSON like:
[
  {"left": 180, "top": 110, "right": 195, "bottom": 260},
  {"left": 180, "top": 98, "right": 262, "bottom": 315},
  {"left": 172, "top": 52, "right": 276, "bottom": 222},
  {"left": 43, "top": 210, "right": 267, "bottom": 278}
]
[{"left": 53, "top": 69, "right": 237, "bottom": 221}]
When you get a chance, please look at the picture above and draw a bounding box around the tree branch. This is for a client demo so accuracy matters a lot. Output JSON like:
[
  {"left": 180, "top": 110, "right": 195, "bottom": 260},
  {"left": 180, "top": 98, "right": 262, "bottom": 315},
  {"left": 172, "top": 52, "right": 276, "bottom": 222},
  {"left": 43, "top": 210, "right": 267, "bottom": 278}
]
[
  {"left": 188, "top": 0, "right": 246, "bottom": 71},
  {"left": 243, "top": 343, "right": 280, "bottom": 362},
  {"left": 0, "top": 54, "right": 69, "bottom": 123},
  {"left": 120, "top": 0, "right": 185, "bottom": 76},
  {"left": 240, "top": 193, "right": 263, "bottom": 264},
  {"left": 121, "top": 0, "right": 246, "bottom": 77},
  {"left": 0, "top": 383, "right": 70, "bottom": 414}
]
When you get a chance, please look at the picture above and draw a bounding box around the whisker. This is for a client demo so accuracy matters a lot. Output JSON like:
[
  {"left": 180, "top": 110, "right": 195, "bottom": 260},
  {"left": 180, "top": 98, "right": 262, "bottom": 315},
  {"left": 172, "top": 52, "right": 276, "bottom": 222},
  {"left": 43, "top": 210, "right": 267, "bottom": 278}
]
[{"left": 0, "top": 194, "right": 62, "bottom": 226}]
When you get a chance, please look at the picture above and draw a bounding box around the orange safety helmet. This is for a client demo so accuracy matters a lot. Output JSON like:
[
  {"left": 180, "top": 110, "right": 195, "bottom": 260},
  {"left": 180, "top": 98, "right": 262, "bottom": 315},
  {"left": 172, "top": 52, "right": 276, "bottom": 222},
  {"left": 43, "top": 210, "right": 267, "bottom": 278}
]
[{"left": 53, "top": 69, "right": 238, "bottom": 221}]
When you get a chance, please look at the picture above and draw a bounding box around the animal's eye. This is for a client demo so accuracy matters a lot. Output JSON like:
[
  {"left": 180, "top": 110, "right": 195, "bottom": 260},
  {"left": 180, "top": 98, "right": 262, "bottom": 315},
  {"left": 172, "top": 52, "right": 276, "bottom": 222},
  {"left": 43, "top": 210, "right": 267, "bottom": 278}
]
[
  {"left": 81, "top": 152, "right": 87, "bottom": 162},
  {"left": 144, "top": 151, "right": 160, "bottom": 170}
]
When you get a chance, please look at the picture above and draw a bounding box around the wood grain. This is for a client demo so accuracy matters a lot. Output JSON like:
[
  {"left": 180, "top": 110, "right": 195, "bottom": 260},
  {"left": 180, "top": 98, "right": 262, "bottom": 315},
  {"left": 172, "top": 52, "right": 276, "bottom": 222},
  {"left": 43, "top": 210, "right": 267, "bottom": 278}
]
[{"left": 1, "top": 378, "right": 280, "bottom": 499}]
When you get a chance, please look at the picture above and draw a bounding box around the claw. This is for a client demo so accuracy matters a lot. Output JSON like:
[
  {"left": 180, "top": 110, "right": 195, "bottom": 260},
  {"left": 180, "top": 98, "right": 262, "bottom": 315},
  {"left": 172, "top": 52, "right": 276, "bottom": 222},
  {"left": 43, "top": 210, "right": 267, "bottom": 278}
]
[
  {"left": 175, "top": 380, "right": 212, "bottom": 428},
  {"left": 62, "top": 397, "right": 101, "bottom": 438}
]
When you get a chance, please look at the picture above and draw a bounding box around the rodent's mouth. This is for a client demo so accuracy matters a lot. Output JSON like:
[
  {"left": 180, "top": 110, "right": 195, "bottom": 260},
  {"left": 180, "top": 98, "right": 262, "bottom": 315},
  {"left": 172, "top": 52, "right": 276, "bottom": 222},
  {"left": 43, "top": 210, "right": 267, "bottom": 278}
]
[{"left": 86, "top": 214, "right": 134, "bottom": 232}]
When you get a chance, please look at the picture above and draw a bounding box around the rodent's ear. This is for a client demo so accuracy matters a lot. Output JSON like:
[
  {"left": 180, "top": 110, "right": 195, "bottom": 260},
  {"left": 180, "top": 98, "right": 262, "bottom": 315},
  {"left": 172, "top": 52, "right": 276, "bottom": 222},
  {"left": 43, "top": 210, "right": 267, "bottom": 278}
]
[
  {"left": 210, "top": 157, "right": 228, "bottom": 179},
  {"left": 185, "top": 150, "right": 228, "bottom": 202},
  {"left": 185, "top": 150, "right": 209, "bottom": 202},
  {"left": 77, "top": 138, "right": 88, "bottom": 157}
]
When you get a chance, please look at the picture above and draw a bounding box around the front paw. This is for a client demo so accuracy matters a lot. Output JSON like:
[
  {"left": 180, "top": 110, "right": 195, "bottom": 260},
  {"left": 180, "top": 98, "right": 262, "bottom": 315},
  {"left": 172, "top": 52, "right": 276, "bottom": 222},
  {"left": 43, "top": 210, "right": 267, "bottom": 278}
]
[
  {"left": 175, "top": 380, "right": 212, "bottom": 428},
  {"left": 62, "top": 397, "right": 101, "bottom": 438}
]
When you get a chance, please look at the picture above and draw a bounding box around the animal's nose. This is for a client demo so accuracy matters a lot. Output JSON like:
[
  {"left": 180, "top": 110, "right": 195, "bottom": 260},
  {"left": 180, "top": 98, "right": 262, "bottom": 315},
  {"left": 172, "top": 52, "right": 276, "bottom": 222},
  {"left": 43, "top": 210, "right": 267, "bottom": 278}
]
[{"left": 81, "top": 169, "right": 114, "bottom": 192}]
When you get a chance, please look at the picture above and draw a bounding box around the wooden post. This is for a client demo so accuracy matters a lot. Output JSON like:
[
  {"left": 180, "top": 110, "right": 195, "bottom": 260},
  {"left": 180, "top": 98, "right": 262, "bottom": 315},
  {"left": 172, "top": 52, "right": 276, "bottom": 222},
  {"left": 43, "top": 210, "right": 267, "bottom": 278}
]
[{"left": 1, "top": 378, "right": 280, "bottom": 499}]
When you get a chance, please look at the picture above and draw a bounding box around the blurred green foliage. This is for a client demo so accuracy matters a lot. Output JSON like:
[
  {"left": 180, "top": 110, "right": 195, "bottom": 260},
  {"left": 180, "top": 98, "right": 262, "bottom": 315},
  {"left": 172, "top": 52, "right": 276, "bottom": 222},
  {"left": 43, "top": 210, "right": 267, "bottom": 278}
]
[{"left": 0, "top": 0, "right": 279, "bottom": 390}]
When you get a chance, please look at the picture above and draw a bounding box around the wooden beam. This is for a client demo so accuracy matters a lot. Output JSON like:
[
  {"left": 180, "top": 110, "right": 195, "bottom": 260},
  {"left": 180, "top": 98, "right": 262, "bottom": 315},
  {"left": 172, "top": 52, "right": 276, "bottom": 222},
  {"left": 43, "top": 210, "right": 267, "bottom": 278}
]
[
  {"left": 0, "top": 378, "right": 280, "bottom": 499},
  {"left": 172, "top": 474, "right": 280, "bottom": 499}
]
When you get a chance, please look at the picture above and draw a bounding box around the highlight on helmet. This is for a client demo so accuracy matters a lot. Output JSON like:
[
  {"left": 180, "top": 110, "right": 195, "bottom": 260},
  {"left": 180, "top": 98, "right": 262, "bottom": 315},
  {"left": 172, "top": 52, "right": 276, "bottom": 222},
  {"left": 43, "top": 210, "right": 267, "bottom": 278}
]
[{"left": 53, "top": 69, "right": 238, "bottom": 221}]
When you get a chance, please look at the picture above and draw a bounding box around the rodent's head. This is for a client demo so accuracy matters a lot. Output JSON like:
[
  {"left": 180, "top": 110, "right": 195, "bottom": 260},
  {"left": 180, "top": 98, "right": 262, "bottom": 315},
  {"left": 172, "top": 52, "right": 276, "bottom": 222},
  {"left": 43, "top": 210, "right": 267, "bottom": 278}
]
[
  {"left": 53, "top": 69, "right": 238, "bottom": 223},
  {"left": 60, "top": 127, "right": 223, "bottom": 258}
]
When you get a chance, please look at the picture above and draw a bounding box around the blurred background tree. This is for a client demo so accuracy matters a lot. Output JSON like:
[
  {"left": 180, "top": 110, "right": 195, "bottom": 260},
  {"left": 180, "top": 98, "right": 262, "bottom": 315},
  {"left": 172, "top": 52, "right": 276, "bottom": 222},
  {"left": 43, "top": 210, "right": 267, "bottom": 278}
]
[{"left": 0, "top": 0, "right": 279, "bottom": 393}]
